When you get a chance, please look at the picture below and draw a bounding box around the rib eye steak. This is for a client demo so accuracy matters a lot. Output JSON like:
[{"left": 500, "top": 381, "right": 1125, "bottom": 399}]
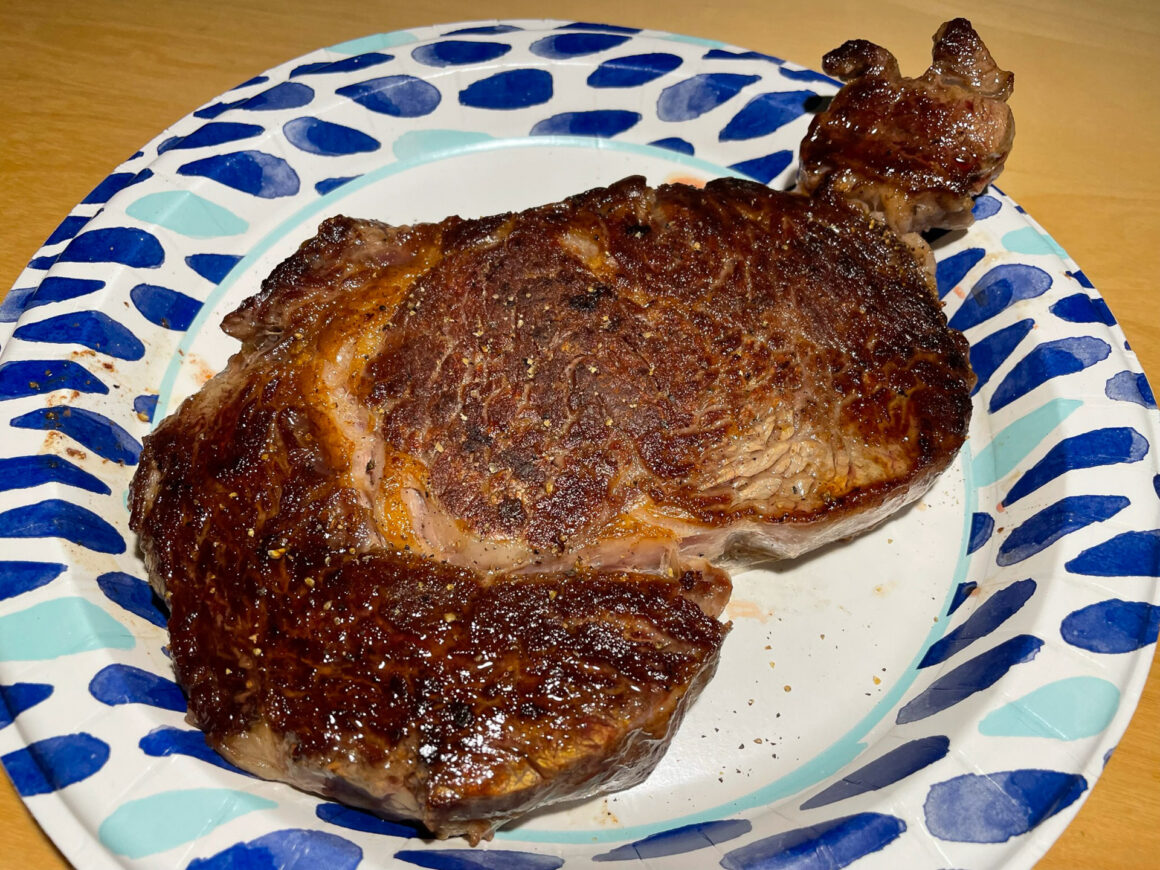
[{"left": 129, "top": 19, "right": 1009, "bottom": 842}]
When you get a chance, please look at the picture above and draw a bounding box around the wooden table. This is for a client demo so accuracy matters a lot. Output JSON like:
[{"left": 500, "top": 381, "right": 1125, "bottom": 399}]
[{"left": 2, "top": 1, "right": 1157, "bottom": 866}]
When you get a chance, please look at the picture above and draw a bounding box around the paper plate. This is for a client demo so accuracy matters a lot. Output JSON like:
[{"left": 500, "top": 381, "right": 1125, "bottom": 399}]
[{"left": 2, "top": 19, "right": 1158, "bottom": 869}]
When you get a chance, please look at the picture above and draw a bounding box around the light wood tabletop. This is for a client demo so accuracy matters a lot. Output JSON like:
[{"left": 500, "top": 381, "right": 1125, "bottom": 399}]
[{"left": 2, "top": 1, "right": 1158, "bottom": 867}]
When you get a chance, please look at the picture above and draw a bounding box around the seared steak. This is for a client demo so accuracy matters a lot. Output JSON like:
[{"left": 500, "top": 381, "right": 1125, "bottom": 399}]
[{"left": 130, "top": 19, "right": 1003, "bottom": 842}]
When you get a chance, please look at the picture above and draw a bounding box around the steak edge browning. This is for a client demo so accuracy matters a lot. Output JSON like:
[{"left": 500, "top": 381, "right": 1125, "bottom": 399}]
[{"left": 128, "top": 19, "right": 1001, "bottom": 843}]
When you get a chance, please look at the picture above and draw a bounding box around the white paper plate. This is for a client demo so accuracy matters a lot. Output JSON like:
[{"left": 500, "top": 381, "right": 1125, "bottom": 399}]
[{"left": 2, "top": 19, "right": 1158, "bottom": 870}]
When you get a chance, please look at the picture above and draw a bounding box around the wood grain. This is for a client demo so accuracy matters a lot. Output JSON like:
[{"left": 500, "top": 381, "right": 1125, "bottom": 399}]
[{"left": 2, "top": 1, "right": 1158, "bottom": 867}]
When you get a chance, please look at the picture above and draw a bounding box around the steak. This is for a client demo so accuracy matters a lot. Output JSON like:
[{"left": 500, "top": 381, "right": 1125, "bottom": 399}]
[{"left": 129, "top": 19, "right": 1005, "bottom": 842}]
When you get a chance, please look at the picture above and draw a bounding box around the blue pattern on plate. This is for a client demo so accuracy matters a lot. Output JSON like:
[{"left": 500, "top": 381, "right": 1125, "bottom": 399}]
[
  {"left": 947, "top": 581, "right": 978, "bottom": 616},
  {"left": 1105, "top": 370, "right": 1157, "bottom": 408},
  {"left": 649, "top": 136, "right": 695, "bottom": 155},
  {"left": 11, "top": 407, "right": 142, "bottom": 465},
  {"left": 1065, "top": 530, "right": 1160, "bottom": 577},
  {"left": 997, "top": 495, "right": 1128, "bottom": 567},
  {"left": 948, "top": 264, "right": 1052, "bottom": 332},
  {"left": 44, "top": 215, "right": 92, "bottom": 246},
  {"left": 969, "top": 319, "right": 1034, "bottom": 396},
  {"left": 923, "top": 770, "right": 1086, "bottom": 843},
  {"left": 188, "top": 829, "right": 363, "bottom": 870},
  {"left": 130, "top": 283, "right": 203, "bottom": 332},
  {"left": 935, "top": 247, "right": 985, "bottom": 299},
  {"left": 133, "top": 394, "right": 158, "bottom": 422},
  {"left": 394, "top": 850, "right": 565, "bottom": 869},
  {"left": 14, "top": 310, "right": 145, "bottom": 360},
  {"left": 459, "top": 69, "right": 554, "bottom": 109},
  {"left": 338, "top": 76, "right": 442, "bottom": 117},
  {"left": 0, "top": 562, "right": 67, "bottom": 601},
  {"left": 178, "top": 150, "right": 301, "bottom": 198},
  {"left": 291, "top": 52, "right": 395, "bottom": 77},
  {"left": 918, "top": 579, "right": 1036, "bottom": 668},
  {"left": 82, "top": 168, "right": 153, "bottom": 205},
  {"left": 719, "top": 813, "right": 906, "bottom": 869},
  {"left": 1051, "top": 293, "right": 1115, "bottom": 326},
  {"left": 1003, "top": 427, "right": 1149, "bottom": 507},
  {"left": 966, "top": 513, "right": 994, "bottom": 555},
  {"left": 593, "top": 819, "right": 752, "bottom": 860},
  {"left": 315, "top": 801, "right": 421, "bottom": 837},
  {"left": 729, "top": 150, "right": 793, "bottom": 183},
  {"left": 0, "top": 455, "right": 110, "bottom": 495},
  {"left": 0, "top": 682, "right": 53, "bottom": 728},
  {"left": 284, "top": 117, "right": 381, "bottom": 156},
  {"left": 10, "top": 276, "right": 105, "bottom": 311},
  {"left": 989, "top": 336, "right": 1112, "bottom": 413},
  {"left": 719, "top": 91, "right": 815, "bottom": 141},
  {"left": 971, "top": 195, "right": 1001, "bottom": 219},
  {"left": 896, "top": 636, "right": 1043, "bottom": 724},
  {"left": 587, "top": 53, "right": 684, "bottom": 88},
  {"left": 0, "top": 500, "right": 125, "bottom": 553},
  {"left": 95, "top": 571, "right": 168, "bottom": 628},
  {"left": 139, "top": 726, "right": 250, "bottom": 774},
  {"left": 1, "top": 733, "right": 110, "bottom": 796},
  {"left": 0, "top": 359, "right": 109, "bottom": 399},
  {"left": 413, "top": 40, "right": 511, "bottom": 67},
  {"left": 186, "top": 253, "right": 243, "bottom": 283},
  {"left": 55, "top": 227, "right": 164, "bottom": 268},
  {"left": 531, "top": 33, "right": 631, "bottom": 58},
  {"left": 656, "top": 73, "right": 759, "bottom": 121},
  {"left": 1061, "top": 599, "right": 1160, "bottom": 652},
  {"left": 800, "top": 737, "right": 950, "bottom": 810},
  {"left": 89, "top": 663, "right": 186, "bottom": 712},
  {"left": 531, "top": 110, "right": 641, "bottom": 137},
  {"left": 157, "top": 121, "right": 264, "bottom": 154},
  {"left": 315, "top": 176, "right": 360, "bottom": 195}
]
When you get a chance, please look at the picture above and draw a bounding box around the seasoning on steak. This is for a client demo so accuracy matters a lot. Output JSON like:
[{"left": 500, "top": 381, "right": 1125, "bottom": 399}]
[{"left": 129, "top": 19, "right": 1004, "bottom": 843}]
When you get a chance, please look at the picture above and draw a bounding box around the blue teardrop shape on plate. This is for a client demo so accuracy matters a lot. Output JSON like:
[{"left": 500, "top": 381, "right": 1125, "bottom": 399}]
[
  {"left": 587, "top": 53, "right": 683, "bottom": 88},
  {"left": 45, "top": 214, "right": 91, "bottom": 245},
  {"left": 593, "top": 819, "right": 751, "bottom": 860},
  {"left": 444, "top": 24, "right": 523, "bottom": 36},
  {"left": 0, "top": 500, "right": 125, "bottom": 554},
  {"left": 338, "top": 75, "right": 441, "bottom": 117},
  {"left": 178, "top": 150, "right": 300, "bottom": 198},
  {"left": 1, "top": 733, "right": 110, "bottom": 796},
  {"left": 394, "top": 850, "right": 564, "bottom": 869},
  {"left": 1, "top": 277, "right": 105, "bottom": 321},
  {"left": 705, "top": 48, "right": 781, "bottom": 64},
  {"left": 530, "top": 32, "right": 631, "bottom": 59},
  {"left": 800, "top": 736, "right": 950, "bottom": 810},
  {"left": 1061, "top": 598, "right": 1160, "bottom": 653},
  {"left": 134, "top": 394, "right": 157, "bottom": 422},
  {"left": 0, "top": 455, "right": 110, "bottom": 496},
  {"left": 967, "top": 512, "right": 995, "bottom": 555},
  {"left": 240, "top": 81, "right": 314, "bottom": 110},
  {"left": 188, "top": 829, "right": 362, "bottom": 870},
  {"left": 157, "top": 121, "right": 264, "bottom": 154},
  {"left": 556, "top": 22, "right": 641, "bottom": 33},
  {"left": 924, "top": 769, "right": 1086, "bottom": 843},
  {"left": 96, "top": 571, "right": 167, "bottom": 628},
  {"left": 1105, "top": 370, "right": 1156, "bottom": 408},
  {"left": 0, "top": 561, "right": 66, "bottom": 601},
  {"left": 948, "top": 581, "right": 978, "bottom": 615},
  {"left": 186, "top": 253, "right": 242, "bottom": 284},
  {"left": 459, "top": 69, "right": 553, "bottom": 109},
  {"left": 56, "top": 227, "right": 164, "bottom": 268},
  {"left": 89, "top": 663, "right": 186, "bottom": 712},
  {"left": 11, "top": 407, "right": 142, "bottom": 465},
  {"left": 997, "top": 495, "right": 1128, "bottom": 567},
  {"left": 657, "top": 73, "right": 760, "bottom": 121},
  {"left": 936, "top": 247, "right": 985, "bottom": 299},
  {"left": 1050, "top": 293, "right": 1115, "bottom": 325},
  {"left": 130, "top": 283, "right": 203, "bottom": 331},
  {"left": 1065, "top": 529, "right": 1160, "bottom": 577},
  {"left": 0, "top": 359, "right": 109, "bottom": 399},
  {"left": 1004, "top": 427, "right": 1148, "bottom": 507},
  {"left": 729, "top": 151, "right": 794, "bottom": 184},
  {"left": 948, "top": 263, "right": 1053, "bottom": 332},
  {"left": 291, "top": 52, "right": 394, "bottom": 77},
  {"left": 919, "top": 579, "right": 1036, "bottom": 668},
  {"left": 284, "top": 117, "right": 380, "bottom": 156},
  {"left": 972, "top": 195, "right": 1002, "bottom": 219},
  {"left": 140, "top": 726, "right": 249, "bottom": 774},
  {"left": 316, "top": 176, "right": 359, "bottom": 195},
  {"left": 989, "top": 336, "right": 1112, "bottom": 413},
  {"left": 0, "top": 682, "right": 53, "bottom": 728},
  {"left": 530, "top": 110, "right": 640, "bottom": 138},
  {"left": 719, "top": 90, "right": 815, "bottom": 140},
  {"left": 81, "top": 168, "right": 153, "bottom": 205},
  {"left": 897, "top": 635, "right": 1043, "bottom": 724},
  {"left": 412, "top": 40, "right": 511, "bottom": 67},
  {"left": 779, "top": 65, "right": 838, "bottom": 84},
  {"left": 720, "top": 812, "right": 906, "bottom": 870},
  {"left": 315, "top": 801, "right": 421, "bottom": 837},
  {"left": 14, "top": 310, "right": 145, "bottom": 360},
  {"left": 969, "top": 319, "right": 1034, "bottom": 395},
  {"left": 648, "top": 137, "right": 695, "bottom": 155}
]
